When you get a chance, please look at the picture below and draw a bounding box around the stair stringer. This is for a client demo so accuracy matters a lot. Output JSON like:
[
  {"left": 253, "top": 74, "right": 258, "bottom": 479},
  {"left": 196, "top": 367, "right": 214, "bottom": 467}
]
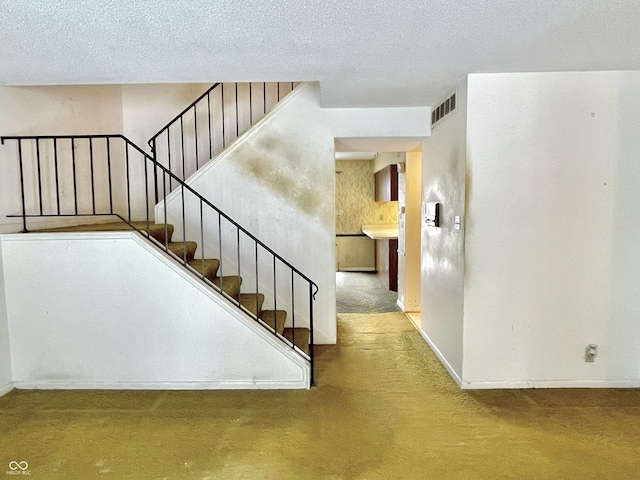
[
  {"left": 158, "top": 82, "right": 337, "bottom": 344},
  {"left": 1, "top": 231, "right": 310, "bottom": 390}
]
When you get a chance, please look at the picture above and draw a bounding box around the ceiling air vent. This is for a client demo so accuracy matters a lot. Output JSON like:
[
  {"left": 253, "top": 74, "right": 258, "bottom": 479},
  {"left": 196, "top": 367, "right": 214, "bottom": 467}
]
[{"left": 431, "top": 90, "right": 457, "bottom": 128}]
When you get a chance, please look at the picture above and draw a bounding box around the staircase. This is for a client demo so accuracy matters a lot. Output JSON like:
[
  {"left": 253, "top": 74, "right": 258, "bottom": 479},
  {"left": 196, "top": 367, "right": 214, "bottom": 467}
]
[{"left": 1, "top": 82, "right": 317, "bottom": 387}]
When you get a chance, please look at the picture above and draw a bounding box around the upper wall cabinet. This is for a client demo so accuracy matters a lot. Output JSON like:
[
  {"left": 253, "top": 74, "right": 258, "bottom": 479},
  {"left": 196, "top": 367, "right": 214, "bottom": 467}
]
[{"left": 374, "top": 164, "right": 398, "bottom": 202}]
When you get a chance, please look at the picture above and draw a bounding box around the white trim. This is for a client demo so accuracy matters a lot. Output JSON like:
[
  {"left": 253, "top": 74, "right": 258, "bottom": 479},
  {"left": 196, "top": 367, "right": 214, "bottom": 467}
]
[
  {"left": 460, "top": 379, "right": 640, "bottom": 390},
  {"left": 0, "top": 382, "right": 14, "bottom": 397},
  {"left": 416, "top": 326, "right": 463, "bottom": 388},
  {"left": 396, "top": 298, "right": 405, "bottom": 311},
  {"left": 13, "top": 379, "right": 309, "bottom": 390}
]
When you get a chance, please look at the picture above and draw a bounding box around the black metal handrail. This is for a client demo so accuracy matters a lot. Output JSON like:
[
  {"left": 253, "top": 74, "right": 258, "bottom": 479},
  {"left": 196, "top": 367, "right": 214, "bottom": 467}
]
[
  {"left": 1, "top": 134, "right": 317, "bottom": 385},
  {"left": 148, "top": 82, "right": 297, "bottom": 199}
]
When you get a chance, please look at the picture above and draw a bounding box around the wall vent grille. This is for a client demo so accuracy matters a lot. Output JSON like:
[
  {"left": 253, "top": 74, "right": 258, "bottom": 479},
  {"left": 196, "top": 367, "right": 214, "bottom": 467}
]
[{"left": 431, "top": 90, "right": 457, "bottom": 128}]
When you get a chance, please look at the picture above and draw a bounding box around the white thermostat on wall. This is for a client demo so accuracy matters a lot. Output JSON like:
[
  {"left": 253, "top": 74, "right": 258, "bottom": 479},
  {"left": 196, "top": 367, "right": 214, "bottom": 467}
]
[{"left": 424, "top": 202, "right": 440, "bottom": 227}]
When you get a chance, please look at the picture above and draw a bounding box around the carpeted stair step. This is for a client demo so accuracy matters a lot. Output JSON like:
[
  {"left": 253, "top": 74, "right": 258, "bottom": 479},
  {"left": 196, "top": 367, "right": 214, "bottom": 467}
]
[
  {"left": 130, "top": 221, "right": 174, "bottom": 244},
  {"left": 167, "top": 241, "right": 197, "bottom": 262},
  {"left": 260, "top": 310, "right": 287, "bottom": 334},
  {"left": 283, "top": 327, "right": 310, "bottom": 355},
  {"left": 239, "top": 293, "right": 265, "bottom": 317},
  {"left": 187, "top": 258, "right": 220, "bottom": 282},
  {"left": 213, "top": 276, "right": 242, "bottom": 299}
]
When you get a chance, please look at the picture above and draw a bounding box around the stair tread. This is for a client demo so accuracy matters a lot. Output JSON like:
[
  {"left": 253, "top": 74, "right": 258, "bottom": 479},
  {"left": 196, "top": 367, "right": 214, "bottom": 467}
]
[
  {"left": 283, "top": 327, "right": 310, "bottom": 355},
  {"left": 239, "top": 293, "right": 265, "bottom": 316},
  {"left": 213, "top": 276, "right": 242, "bottom": 299},
  {"left": 167, "top": 241, "right": 197, "bottom": 262},
  {"left": 130, "top": 222, "right": 174, "bottom": 244},
  {"left": 187, "top": 258, "right": 220, "bottom": 281},
  {"left": 260, "top": 310, "right": 287, "bottom": 334}
]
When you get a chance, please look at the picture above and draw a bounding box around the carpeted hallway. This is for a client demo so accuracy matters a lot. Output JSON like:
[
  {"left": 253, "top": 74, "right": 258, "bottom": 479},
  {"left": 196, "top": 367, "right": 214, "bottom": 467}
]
[
  {"left": 336, "top": 271, "right": 400, "bottom": 313},
  {"left": 1, "top": 313, "right": 639, "bottom": 479}
]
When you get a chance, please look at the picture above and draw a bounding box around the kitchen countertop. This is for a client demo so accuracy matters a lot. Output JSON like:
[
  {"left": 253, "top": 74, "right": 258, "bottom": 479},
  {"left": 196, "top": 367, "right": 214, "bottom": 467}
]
[{"left": 362, "top": 224, "right": 399, "bottom": 240}]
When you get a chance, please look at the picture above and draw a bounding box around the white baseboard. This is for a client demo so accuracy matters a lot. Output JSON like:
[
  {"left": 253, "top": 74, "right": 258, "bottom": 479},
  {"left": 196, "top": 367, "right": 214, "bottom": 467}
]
[
  {"left": 414, "top": 328, "right": 640, "bottom": 390},
  {"left": 337, "top": 267, "right": 375, "bottom": 272},
  {"left": 416, "top": 327, "right": 463, "bottom": 388},
  {"left": 13, "top": 379, "right": 310, "bottom": 390},
  {"left": 0, "top": 382, "right": 15, "bottom": 397},
  {"left": 459, "top": 379, "right": 640, "bottom": 390}
]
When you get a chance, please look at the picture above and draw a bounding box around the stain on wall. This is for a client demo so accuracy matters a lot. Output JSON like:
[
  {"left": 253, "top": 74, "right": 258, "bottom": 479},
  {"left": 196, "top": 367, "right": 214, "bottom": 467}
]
[{"left": 235, "top": 133, "right": 333, "bottom": 227}]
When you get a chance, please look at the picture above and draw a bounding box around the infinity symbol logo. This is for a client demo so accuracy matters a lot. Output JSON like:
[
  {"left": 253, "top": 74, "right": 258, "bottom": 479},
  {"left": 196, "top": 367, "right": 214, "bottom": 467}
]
[{"left": 8, "top": 461, "right": 28, "bottom": 471}]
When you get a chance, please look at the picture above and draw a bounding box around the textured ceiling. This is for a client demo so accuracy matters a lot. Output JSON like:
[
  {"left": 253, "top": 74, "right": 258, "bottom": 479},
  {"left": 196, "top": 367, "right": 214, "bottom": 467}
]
[{"left": 1, "top": 0, "right": 640, "bottom": 107}]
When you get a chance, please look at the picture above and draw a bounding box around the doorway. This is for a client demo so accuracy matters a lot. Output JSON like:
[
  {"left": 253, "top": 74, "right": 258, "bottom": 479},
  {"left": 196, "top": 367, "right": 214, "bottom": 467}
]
[{"left": 334, "top": 150, "right": 422, "bottom": 317}]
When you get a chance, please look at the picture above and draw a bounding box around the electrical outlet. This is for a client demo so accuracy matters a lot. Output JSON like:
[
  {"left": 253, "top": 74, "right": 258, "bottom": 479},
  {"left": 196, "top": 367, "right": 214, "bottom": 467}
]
[{"left": 585, "top": 344, "right": 598, "bottom": 362}]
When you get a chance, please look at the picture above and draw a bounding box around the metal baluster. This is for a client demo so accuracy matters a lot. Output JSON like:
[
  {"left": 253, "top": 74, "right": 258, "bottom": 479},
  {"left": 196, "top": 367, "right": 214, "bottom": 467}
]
[
  {"left": 143, "top": 143, "right": 150, "bottom": 231},
  {"left": 218, "top": 212, "right": 223, "bottom": 295},
  {"left": 180, "top": 116, "right": 185, "bottom": 183},
  {"left": 181, "top": 182, "right": 186, "bottom": 263},
  {"left": 125, "top": 142, "right": 131, "bottom": 221},
  {"left": 194, "top": 103, "right": 199, "bottom": 173},
  {"left": 255, "top": 241, "right": 260, "bottom": 328},
  {"left": 35, "top": 138, "right": 43, "bottom": 215},
  {"left": 263, "top": 82, "right": 267, "bottom": 115},
  {"left": 310, "top": 283, "right": 315, "bottom": 385},
  {"left": 291, "top": 270, "right": 295, "bottom": 342},
  {"left": 200, "top": 198, "right": 205, "bottom": 279},
  {"left": 272, "top": 255, "right": 277, "bottom": 331},
  {"left": 53, "top": 138, "right": 61, "bottom": 215},
  {"left": 106, "top": 138, "right": 113, "bottom": 215},
  {"left": 163, "top": 169, "right": 168, "bottom": 249},
  {"left": 207, "top": 92, "right": 212, "bottom": 160},
  {"left": 89, "top": 138, "right": 96, "bottom": 214},
  {"left": 235, "top": 83, "right": 239, "bottom": 139},
  {"left": 166, "top": 132, "right": 172, "bottom": 192},
  {"left": 249, "top": 82, "right": 253, "bottom": 126},
  {"left": 17, "top": 139, "right": 27, "bottom": 232},
  {"left": 237, "top": 227, "right": 241, "bottom": 308},
  {"left": 152, "top": 138, "right": 159, "bottom": 204},
  {"left": 221, "top": 83, "right": 226, "bottom": 148},
  {"left": 71, "top": 138, "right": 78, "bottom": 215}
]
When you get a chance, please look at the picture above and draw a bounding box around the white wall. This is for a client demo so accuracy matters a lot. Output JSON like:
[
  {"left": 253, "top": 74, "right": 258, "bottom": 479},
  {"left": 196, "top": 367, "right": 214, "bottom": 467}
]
[
  {"left": 419, "top": 79, "right": 468, "bottom": 382},
  {"left": 463, "top": 71, "right": 640, "bottom": 388},
  {"left": 399, "top": 151, "right": 422, "bottom": 312},
  {"left": 0, "top": 85, "right": 124, "bottom": 233},
  {"left": 121, "top": 83, "right": 213, "bottom": 151},
  {"left": 0, "top": 241, "right": 12, "bottom": 395},
  {"left": 1, "top": 232, "right": 309, "bottom": 389}
]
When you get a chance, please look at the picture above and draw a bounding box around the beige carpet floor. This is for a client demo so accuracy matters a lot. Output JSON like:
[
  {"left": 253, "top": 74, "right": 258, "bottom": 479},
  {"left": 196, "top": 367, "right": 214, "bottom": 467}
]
[{"left": 1, "top": 312, "right": 639, "bottom": 479}]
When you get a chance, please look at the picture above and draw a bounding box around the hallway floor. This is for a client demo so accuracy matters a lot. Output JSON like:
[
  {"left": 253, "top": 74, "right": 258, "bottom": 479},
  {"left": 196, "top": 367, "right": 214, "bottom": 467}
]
[
  {"left": 1, "top": 313, "right": 639, "bottom": 479},
  {"left": 336, "top": 271, "right": 400, "bottom": 313}
]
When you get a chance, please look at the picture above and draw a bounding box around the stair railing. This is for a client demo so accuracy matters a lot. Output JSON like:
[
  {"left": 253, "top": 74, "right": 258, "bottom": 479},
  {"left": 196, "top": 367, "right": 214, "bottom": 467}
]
[
  {"left": 148, "top": 82, "right": 297, "bottom": 199},
  {"left": 1, "top": 134, "right": 317, "bottom": 385}
]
